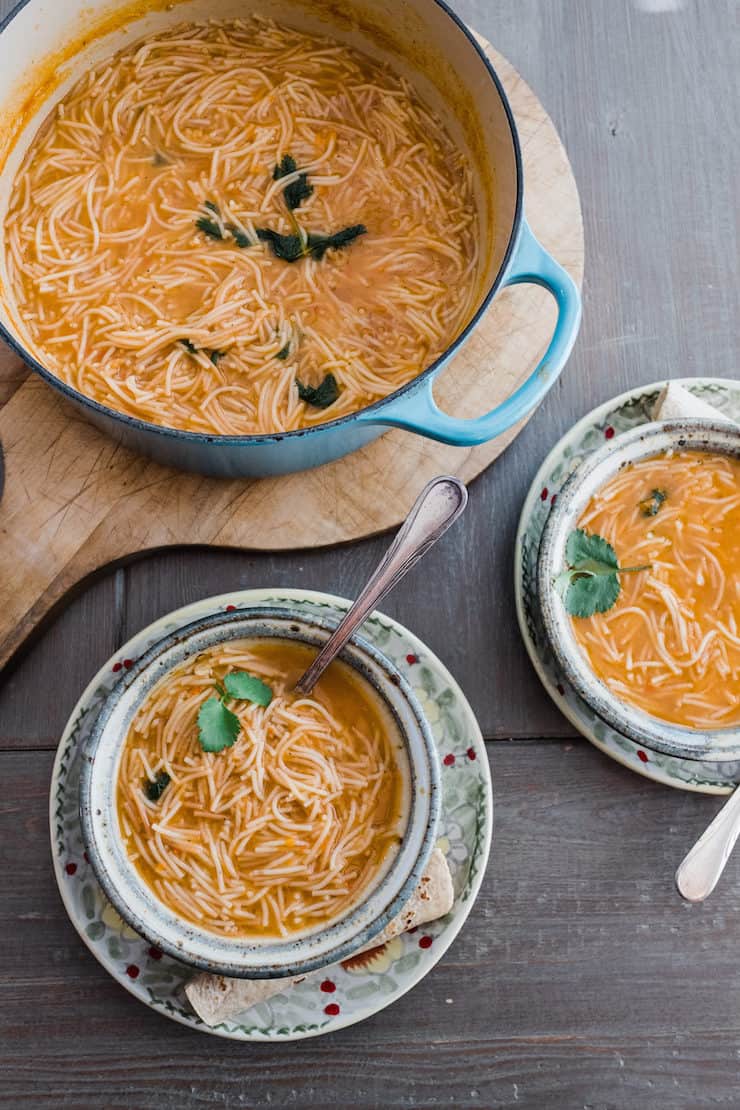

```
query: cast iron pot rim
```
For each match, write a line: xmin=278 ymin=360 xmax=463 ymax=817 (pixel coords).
xmin=0 ymin=0 xmax=523 ymax=448
xmin=537 ymin=417 xmax=740 ymax=762
xmin=78 ymin=605 xmax=442 ymax=979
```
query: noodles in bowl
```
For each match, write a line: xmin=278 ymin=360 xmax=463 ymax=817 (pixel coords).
xmin=80 ymin=608 xmax=440 ymax=977
xmin=537 ymin=420 xmax=740 ymax=761
xmin=572 ymin=449 xmax=740 ymax=731
xmin=117 ymin=637 xmax=408 ymax=939
xmin=5 ymin=16 xmax=479 ymax=437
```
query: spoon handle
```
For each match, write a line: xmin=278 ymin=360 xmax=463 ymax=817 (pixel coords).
xmin=675 ymin=785 xmax=740 ymax=902
xmin=295 ymin=475 xmax=467 ymax=694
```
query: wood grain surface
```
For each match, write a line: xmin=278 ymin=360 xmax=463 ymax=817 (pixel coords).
xmin=0 ymin=34 xmax=583 ymax=672
xmin=2 ymin=744 xmax=739 ymax=1108
xmin=1 ymin=1 xmax=739 ymax=1108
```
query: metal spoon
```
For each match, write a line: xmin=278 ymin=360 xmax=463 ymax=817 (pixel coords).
xmin=295 ymin=475 xmax=467 ymax=694
xmin=675 ymin=785 xmax=740 ymax=902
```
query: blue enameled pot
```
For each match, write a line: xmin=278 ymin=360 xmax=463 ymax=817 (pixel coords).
xmin=0 ymin=0 xmax=581 ymax=476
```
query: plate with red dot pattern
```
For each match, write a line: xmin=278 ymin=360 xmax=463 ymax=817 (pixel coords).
xmin=515 ymin=377 xmax=740 ymax=794
xmin=50 ymin=588 xmax=491 ymax=1040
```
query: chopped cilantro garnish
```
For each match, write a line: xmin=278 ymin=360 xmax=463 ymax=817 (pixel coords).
xmin=196 ymin=203 xmax=252 ymax=247
xmin=195 ymin=204 xmax=224 ymax=240
xmin=256 ymin=228 xmax=306 ymax=262
xmin=296 ymin=373 xmax=340 ymax=408
xmin=225 ymin=223 xmax=251 ymax=248
xmin=639 ymin=488 xmax=668 ymax=517
xmin=274 ymin=153 xmax=313 ymax=211
xmin=180 ymin=340 xmax=226 ymax=365
xmin=308 ymin=224 xmax=367 ymax=261
xmin=256 ymin=224 xmax=367 ymax=263
xmin=144 ymin=771 xmax=170 ymax=802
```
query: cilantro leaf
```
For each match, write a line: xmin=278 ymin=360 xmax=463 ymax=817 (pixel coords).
xmin=144 ymin=771 xmax=171 ymax=802
xmin=296 ymin=373 xmax=340 ymax=408
xmin=556 ymin=528 xmax=650 ymax=618
xmin=195 ymin=215 xmax=224 ymax=241
xmin=565 ymin=529 xmax=619 ymax=571
xmin=565 ymin=572 xmax=621 ymax=618
xmin=196 ymin=203 xmax=252 ymax=247
xmin=274 ymin=154 xmax=297 ymax=178
xmin=256 ymin=228 xmax=306 ymax=261
xmin=180 ymin=340 xmax=226 ymax=365
xmin=256 ymin=224 xmax=367 ymax=263
xmin=197 ymin=696 xmax=241 ymax=753
xmin=307 ymin=224 xmax=367 ymax=260
xmin=274 ymin=154 xmax=313 ymax=211
xmin=276 ymin=342 xmax=291 ymax=360
xmin=225 ymin=222 xmax=251 ymax=248
xmin=639 ymin=488 xmax=667 ymax=517
xmin=223 ymin=671 xmax=273 ymax=707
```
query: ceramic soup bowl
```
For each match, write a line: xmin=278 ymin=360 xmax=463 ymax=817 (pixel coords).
xmin=537 ymin=418 xmax=740 ymax=762
xmin=79 ymin=607 xmax=440 ymax=978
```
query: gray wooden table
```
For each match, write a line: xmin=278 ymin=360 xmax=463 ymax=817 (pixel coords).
xmin=1 ymin=1 xmax=739 ymax=1107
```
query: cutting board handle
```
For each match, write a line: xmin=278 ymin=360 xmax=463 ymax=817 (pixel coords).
xmin=0 ymin=379 xmax=138 ymax=669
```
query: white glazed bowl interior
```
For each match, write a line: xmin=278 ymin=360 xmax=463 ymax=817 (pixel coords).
xmin=537 ymin=418 xmax=740 ymax=762
xmin=79 ymin=607 xmax=441 ymax=978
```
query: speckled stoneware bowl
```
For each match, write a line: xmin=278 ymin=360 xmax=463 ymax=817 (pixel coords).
xmin=79 ymin=607 xmax=440 ymax=979
xmin=538 ymin=418 xmax=740 ymax=762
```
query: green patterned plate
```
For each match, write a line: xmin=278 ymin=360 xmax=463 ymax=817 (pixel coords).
xmin=50 ymin=588 xmax=492 ymax=1040
xmin=515 ymin=377 xmax=740 ymax=796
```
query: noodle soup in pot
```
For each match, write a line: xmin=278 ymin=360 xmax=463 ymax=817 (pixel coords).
xmin=80 ymin=607 xmax=440 ymax=977
xmin=0 ymin=0 xmax=581 ymax=477
xmin=5 ymin=16 xmax=479 ymax=438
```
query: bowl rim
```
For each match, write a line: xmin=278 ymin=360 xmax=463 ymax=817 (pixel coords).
xmin=79 ymin=606 xmax=441 ymax=978
xmin=0 ymin=0 xmax=523 ymax=446
xmin=537 ymin=417 xmax=740 ymax=762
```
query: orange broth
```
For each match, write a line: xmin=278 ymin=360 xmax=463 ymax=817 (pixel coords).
xmin=572 ymin=449 xmax=740 ymax=729
xmin=116 ymin=638 xmax=406 ymax=938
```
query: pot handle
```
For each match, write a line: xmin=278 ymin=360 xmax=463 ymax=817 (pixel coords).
xmin=356 ymin=219 xmax=581 ymax=445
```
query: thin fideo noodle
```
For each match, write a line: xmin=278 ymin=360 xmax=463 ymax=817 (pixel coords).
xmin=573 ymin=450 xmax=740 ymax=729
xmin=5 ymin=17 xmax=479 ymax=436
xmin=116 ymin=639 xmax=407 ymax=938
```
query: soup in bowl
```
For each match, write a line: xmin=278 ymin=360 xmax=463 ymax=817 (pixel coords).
xmin=538 ymin=420 xmax=740 ymax=761
xmin=80 ymin=607 xmax=440 ymax=977
xmin=0 ymin=0 xmax=580 ymax=476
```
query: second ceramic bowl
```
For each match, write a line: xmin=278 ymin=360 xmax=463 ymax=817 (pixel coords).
xmin=79 ymin=607 xmax=440 ymax=978
xmin=537 ymin=418 xmax=740 ymax=762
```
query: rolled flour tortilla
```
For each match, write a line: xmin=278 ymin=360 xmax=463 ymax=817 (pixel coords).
xmin=185 ymin=847 xmax=454 ymax=1026
xmin=652 ymin=381 xmax=737 ymax=425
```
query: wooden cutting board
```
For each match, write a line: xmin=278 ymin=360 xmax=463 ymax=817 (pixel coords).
xmin=0 ymin=37 xmax=584 ymax=670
